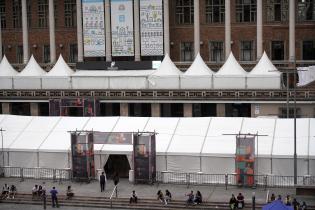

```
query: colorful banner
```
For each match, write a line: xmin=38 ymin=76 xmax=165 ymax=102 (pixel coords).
xmin=235 ymin=135 xmax=255 ymax=187
xmin=111 ymin=0 xmax=134 ymax=56
xmin=82 ymin=0 xmax=105 ymax=57
xmin=140 ymin=0 xmax=163 ymax=56
xmin=93 ymin=132 xmax=133 ymax=145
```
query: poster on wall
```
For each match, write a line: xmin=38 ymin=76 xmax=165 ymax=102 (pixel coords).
xmin=235 ymin=135 xmax=255 ymax=187
xmin=111 ymin=0 xmax=134 ymax=56
xmin=140 ymin=0 xmax=163 ymax=56
xmin=82 ymin=0 xmax=105 ymax=57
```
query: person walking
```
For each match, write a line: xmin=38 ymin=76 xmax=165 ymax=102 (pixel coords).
xmin=50 ymin=186 xmax=59 ymax=208
xmin=100 ymin=172 xmax=106 ymax=192
xmin=113 ymin=172 xmax=119 ymax=186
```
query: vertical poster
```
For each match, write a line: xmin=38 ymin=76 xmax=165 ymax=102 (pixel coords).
xmin=235 ymin=135 xmax=255 ymax=187
xmin=49 ymin=99 xmax=61 ymax=116
xmin=82 ymin=0 xmax=105 ymax=57
xmin=111 ymin=0 xmax=134 ymax=56
xmin=140 ymin=0 xmax=163 ymax=56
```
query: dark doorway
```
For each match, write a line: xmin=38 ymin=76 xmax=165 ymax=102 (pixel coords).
xmin=129 ymin=103 xmax=151 ymax=117
xmin=11 ymin=103 xmax=30 ymax=115
xmin=225 ymin=103 xmax=251 ymax=117
xmin=193 ymin=103 xmax=217 ymax=117
xmin=39 ymin=102 xmax=49 ymax=116
xmin=100 ymin=103 xmax=120 ymax=116
xmin=104 ymin=155 xmax=130 ymax=178
xmin=161 ymin=103 xmax=183 ymax=117
xmin=68 ymin=107 xmax=83 ymax=116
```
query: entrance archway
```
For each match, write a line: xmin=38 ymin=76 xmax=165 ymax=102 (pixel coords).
xmin=104 ymin=155 xmax=130 ymax=178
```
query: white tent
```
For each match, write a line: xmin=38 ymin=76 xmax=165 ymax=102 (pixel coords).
xmin=180 ymin=53 xmax=214 ymax=89
xmin=0 ymin=55 xmax=18 ymax=89
xmin=1 ymin=114 xmax=314 ymax=178
xmin=247 ymin=52 xmax=281 ymax=89
xmin=148 ymin=54 xmax=182 ymax=89
xmin=297 ymin=66 xmax=315 ymax=87
xmin=213 ymin=52 xmax=247 ymax=89
xmin=42 ymin=55 xmax=74 ymax=89
xmin=14 ymin=55 xmax=46 ymax=89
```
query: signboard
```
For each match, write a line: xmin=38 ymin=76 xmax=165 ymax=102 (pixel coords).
xmin=82 ymin=0 xmax=105 ymax=57
xmin=111 ymin=0 xmax=134 ymax=56
xmin=140 ymin=0 xmax=163 ymax=56
xmin=93 ymin=132 xmax=133 ymax=144
xmin=235 ymin=135 xmax=255 ymax=187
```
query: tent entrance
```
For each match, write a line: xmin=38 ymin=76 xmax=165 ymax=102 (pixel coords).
xmin=104 ymin=155 xmax=130 ymax=178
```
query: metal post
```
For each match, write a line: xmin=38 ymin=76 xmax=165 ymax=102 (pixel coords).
xmin=286 ymin=72 xmax=289 ymax=118
xmin=43 ymin=190 xmax=47 ymax=209
xmin=293 ymin=62 xmax=297 ymax=185
xmin=252 ymin=192 xmax=256 ymax=210
xmin=1 ymin=128 xmax=5 ymax=167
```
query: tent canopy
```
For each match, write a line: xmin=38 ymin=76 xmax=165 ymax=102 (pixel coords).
xmin=149 ymin=54 xmax=182 ymax=77
xmin=262 ymin=200 xmax=294 ymax=210
xmin=46 ymin=55 xmax=74 ymax=76
xmin=249 ymin=51 xmax=281 ymax=76
xmin=183 ymin=53 xmax=214 ymax=76
xmin=215 ymin=52 xmax=247 ymax=76
xmin=0 ymin=55 xmax=18 ymax=76
xmin=18 ymin=55 xmax=46 ymax=76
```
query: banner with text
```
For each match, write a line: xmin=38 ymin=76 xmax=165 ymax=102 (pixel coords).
xmin=82 ymin=0 xmax=105 ymax=57
xmin=111 ymin=0 xmax=134 ymax=56
xmin=140 ymin=0 xmax=163 ymax=56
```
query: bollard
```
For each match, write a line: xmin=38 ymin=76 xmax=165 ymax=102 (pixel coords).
xmin=264 ymin=175 xmax=267 ymax=191
xmin=225 ymin=174 xmax=228 ymax=190
xmin=20 ymin=168 xmax=24 ymax=182
xmin=53 ymin=168 xmax=56 ymax=182
xmin=115 ymin=186 xmax=118 ymax=198
xmin=43 ymin=191 xmax=46 ymax=210
xmin=186 ymin=173 xmax=190 ymax=188
xmin=252 ymin=192 xmax=255 ymax=210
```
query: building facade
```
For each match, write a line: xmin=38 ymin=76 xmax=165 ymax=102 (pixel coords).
xmin=0 ymin=0 xmax=315 ymax=118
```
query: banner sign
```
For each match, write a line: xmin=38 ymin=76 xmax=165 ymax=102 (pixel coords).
xmin=93 ymin=132 xmax=133 ymax=145
xmin=82 ymin=0 xmax=105 ymax=57
xmin=235 ymin=135 xmax=255 ymax=187
xmin=140 ymin=0 xmax=163 ymax=56
xmin=111 ymin=0 xmax=134 ymax=56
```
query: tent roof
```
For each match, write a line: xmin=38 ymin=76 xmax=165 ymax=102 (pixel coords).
xmin=46 ymin=55 xmax=74 ymax=76
xmin=250 ymin=51 xmax=281 ymax=75
xmin=0 ymin=55 xmax=18 ymax=76
xmin=150 ymin=54 xmax=182 ymax=76
xmin=73 ymin=70 xmax=154 ymax=77
xmin=216 ymin=52 xmax=247 ymax=76
xmin=184 ymin=53 xmax=214 ymax=76
xmin=18 ymin=55 xmax=46 ymax=76
xmin=262 ymin=200 xmax=294 ymax=210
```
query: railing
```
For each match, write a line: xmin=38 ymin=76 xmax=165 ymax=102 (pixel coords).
xmin=109 ymin=185 xmax=118 ymax=208
xmin=156 ymin=171 xmax=315 ymax=188
xmin=0 ymin=166 xmax=72 ymax=182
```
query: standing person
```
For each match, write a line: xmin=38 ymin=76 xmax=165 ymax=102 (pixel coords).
xmin=285 ymin=195 xmax=292 ymax=206
xmin=113 ymin=172 xmax=119 ymax=186
xmin=292 ymin=198 xmax=300 ymax=210
xmin=229 ymin=194 xmax=237 ymax=210
xmin=100 ymin=172 xmax=106 ymax=192
xmin=50 ymin=187 xmax=59 ymax=208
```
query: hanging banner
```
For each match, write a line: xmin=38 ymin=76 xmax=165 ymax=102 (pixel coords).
xmin=82 ymin=0 xmax=105 ymax=57
xmin=111 ymin=0 xmax=134 ymax=56
xmin=140 ymin=0 xmax=163 ymax=56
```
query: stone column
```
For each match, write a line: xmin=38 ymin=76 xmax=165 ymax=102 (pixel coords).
xmin=194 ymin=0 xmax=200 ymax=57
xmin=48 ymin=0 xmax=56 ymax=63
xmin=216 ymin=104 xmax=226 ymax=117
xmin=105 ymin=0 xmax=112 ymax=61
xmin=225 ymin=0 xmax=231 ymax=58
xmin=1 ymin=103 xmax=11 ymax=114
xmin=134 ymin=0 xmax=141 ymax=61
xmin=76 ymin=0 xmax=84 ymax=62
xmin=30 ymin=103 xmax=39 ymax=116
xmin=120 ymin=103 xmax=129 ymax=116
xmin=289 ymin=0 xmax=295 ymax=61
xmin=22 ymin=0 xmax=29 ymax=64
xmin=151 ymin=104 xmax=160 ymax=117
xmin=184 ymin=103 xmax=193 ymax=117
xmin=257 ymin=0 xmax=263 ymax=59
xmin=164 ymin=0 xmax=170 ymax=55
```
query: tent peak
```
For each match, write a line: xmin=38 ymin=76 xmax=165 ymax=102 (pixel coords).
xmin=18 ymin=55 xmax=46 ymax=76
xmin=150 ymin=53 xmax=182 ymax=76
xmin=216 ymin=52 xmax=247 ymax=75
xmin=0 ymin=55 xmax=18 ymax=76
xmin=250 ymin=51 xmax=280 ymax=75
xmin=184 ymin=53 xmax=214 ymax=76
xmin=47 ymin=54 xmax=74 ymax=76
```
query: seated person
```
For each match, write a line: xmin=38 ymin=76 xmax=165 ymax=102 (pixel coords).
xmin=270 ymin=193 xmax=276 ymax=202
xmin=229 ymin=194 xmax=237 ymax=210
xmin=157 ymin=190 xmax=167 ymax=205
xmin=1 ymin=184 xmax=9 ymax=199
xmin=129 ymin=190 xmax=138 ymax=204
xmin=165 ymin=189 xmax=172 ymax=202
xmin=38 ymin=185 xmax=43 ymax=197
xmin=32 ymin=185 xmax=38 ymax=199
xmin=66 ymin=186 xmax=74 ymax=199
xmin=194 ymin=191 xmax=202 ymax=205
xmin=9 ymin=185 xmax=17 ymax=199
xmin=236 ymin=193 xmax=245 ymax=209
xmin=186 ymin=190 xmax=194 ymax=204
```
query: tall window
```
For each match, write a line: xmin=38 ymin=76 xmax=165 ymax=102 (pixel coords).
xmin=43 ymin=45 xmax=50 ymax=63
xmin=266 ymin=0 xmax=289 ymax=22
xmin=69 ymin=44 xmax=78 ymax=63
xmin=209 ymin=41 xmax=224 ymax=62
xmin=271 ymin=41 xmax=284 ymax=60
xmin=0 ymin=0 xmax=6 ymax=29
xmin=38 ymin=0 xmax=48 ymax=28
xmin=16 ymin=46 xmax=24 ymax=63
xmin=65 ymin=0 xmax=76 ymax=27
xmin=298 ymin=0 xmax=315 ymax=21
xmin=279 ymin=107 xmax=301 ymax=118
xmin=236 ymin=0 xmax=257 ymax=22
xmin=206 ymin=0 xmax=225 ymax=23
xmin=303 ymin=41 xmax=315 ymax=60
xmin=13 ymin=0 xmax=22 ymax=28
xmin=180 ymin=42 xmax=194 ymax=61
xmin=176 ymin=0 xmax=194 ymax=24
xmin=240 ymin=41 xmax=254 ymax=61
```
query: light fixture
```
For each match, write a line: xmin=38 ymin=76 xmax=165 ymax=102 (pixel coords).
xmin=32 ymin=44 xmax=37 ymax=49
xmin=170 ymin=42 xmax=174 ymax=46
xmin=7 ymin=44 xmax=12 ymax=49
xmin=59 ymin=44 xmax=63 ymax=49
xmin=200 ymin=41 xmax=204 ymax=46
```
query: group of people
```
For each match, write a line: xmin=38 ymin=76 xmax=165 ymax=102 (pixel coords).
xmin=229 ymin=193 xmax=245 ymax=209
xmin=1 ymin=183 xmax=17 ymax=199
xmin=156 ymin=189 xmax=172 ymax=205
xmin=186 ymin=190 xmax=203 ymax=205
xmin=270 ymin=193 xmax=308 ymax=210
xmin=99 ymin=171 xmax=119 ymax=192
xmin=31 ymin=184 xmax=46 ymax=199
